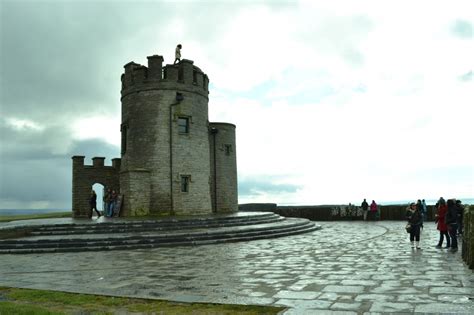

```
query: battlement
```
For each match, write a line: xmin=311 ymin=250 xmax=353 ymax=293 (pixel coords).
xmin=121 ymin=55 xmax=209 ymax=94
xmin=72 ymin=156 xmax=121 ymax=169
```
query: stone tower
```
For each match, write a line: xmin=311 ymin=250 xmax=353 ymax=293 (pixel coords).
xmin=70 ymin=54 xmax=238 ymax=217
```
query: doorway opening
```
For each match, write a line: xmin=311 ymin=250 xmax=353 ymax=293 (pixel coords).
xmin=92 ymin=183 xmax=105 ymax=211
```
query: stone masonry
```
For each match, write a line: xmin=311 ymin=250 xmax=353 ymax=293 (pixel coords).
xmin=72 ymin=54 xmax=237 ymax=217
xmin=71 ymin=157 xmax=121 ymax=217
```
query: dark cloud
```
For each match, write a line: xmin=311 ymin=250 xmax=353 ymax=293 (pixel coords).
xmin=0 ymin=120 xmax=68 ymax=160
xmin=0 ymin=135 xmax=119 ymax=209
xmin=0 ymin=1 xmax=169 ymax=209
xmin=451 ymin=20 xmax=472 ymax=39
xmin=239 ymin=178 xmax=301 ymax=198
xmin=0 ymin=1 xmax=182 ymax=123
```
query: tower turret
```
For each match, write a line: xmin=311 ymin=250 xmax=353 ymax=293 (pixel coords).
xmin=120 ymin=55 xmax=211 ymax=216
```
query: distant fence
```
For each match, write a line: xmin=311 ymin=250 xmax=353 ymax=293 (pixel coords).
xmin=239 ymin=203 xmax=436 ymax=221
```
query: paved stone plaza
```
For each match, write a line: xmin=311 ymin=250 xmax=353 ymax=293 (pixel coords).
xmin=0 ymin=220 xmax=473 ymax=314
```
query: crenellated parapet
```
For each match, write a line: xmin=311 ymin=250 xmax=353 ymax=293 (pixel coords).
xmin=71 ymin=156 xmax=121 ymax=218
xmin=72 ymin=156 xmax=121 ymax=170
xmin=121 ymin=55 xmax=209 ymax=99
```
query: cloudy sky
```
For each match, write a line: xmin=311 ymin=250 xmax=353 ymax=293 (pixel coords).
xmin=0 ymin=0 xmax=472 ymax=210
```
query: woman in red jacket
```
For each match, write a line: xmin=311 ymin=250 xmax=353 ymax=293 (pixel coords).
xmin=435 ymin=198 xmax=450 ymax=248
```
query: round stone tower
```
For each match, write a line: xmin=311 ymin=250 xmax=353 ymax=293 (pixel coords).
xmin=209 ymin=123 xmax=238 ymax=213
xmin=120 ymin=56 xmax=212 ymax=216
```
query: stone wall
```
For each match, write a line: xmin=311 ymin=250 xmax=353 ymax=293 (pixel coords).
xmin=73 ymin=54 xmax=238 ymax=217
xmin=72 ymin=156 xmax=120 ymax=217
xmin=209 ymin=123 xmax=237 ymax=213
xmin=462 ymin=205 xmax=474 ymax=269
xmin=239 ymin=203 xmax=437 ymax=221
xmin=121 ymin=58 xmax=212 ymax=215
xmin=120 ymin=169 xmax=151 ymax=216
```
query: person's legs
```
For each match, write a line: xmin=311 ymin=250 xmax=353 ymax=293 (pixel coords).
xmin=436 ymin=231 xmax=443 ymax=247
xmin=449 ymin=224 xmax=458 ymax=250
xmin=444 ymin=231 xmax=451 ymax=248
xmin=109 ymin=202 xmax=115 ymax=217
xmin=414 ymin=225 xmax=421 ymax=248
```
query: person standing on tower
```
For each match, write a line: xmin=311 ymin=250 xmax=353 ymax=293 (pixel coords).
xmin=174 ymin=44 xmax=182 ymax=64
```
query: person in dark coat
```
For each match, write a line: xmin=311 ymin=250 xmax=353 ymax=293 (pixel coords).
xmin=446 ymin=199 xmax=458 ymax=252
xmin=361 ymin=199 xmax=369 ymax=221
xmin=89 ymin=190 xmax=101 ymax=218
xmin=406 ymin=202 xmax=423 ymax=249
xmin=435 ymin=198 xmax=450 ymax=248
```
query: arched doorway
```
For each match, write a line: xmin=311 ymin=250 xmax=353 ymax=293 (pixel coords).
xmin=92 ymin=183 xmax=105 ymax=212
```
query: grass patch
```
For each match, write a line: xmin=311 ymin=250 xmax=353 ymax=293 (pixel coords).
xmin=0 ymin=287 xmax=283 ymax=314
xmin=0 ymin=212 xmax=71 ymax=223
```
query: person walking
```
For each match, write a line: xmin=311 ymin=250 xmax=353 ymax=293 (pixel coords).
xmin=361 ymin=199 xmax=369 ymax=221
xmin=89 ymin=190 xmax=101 ymax=218
xmin=435 ymin=198 xmax=450 ymax=248
xmin=406 ymin=202 xmax=423 ymax=249
xmin=174 ymin=44 xmax=182 ymax=64
xmin=446 ymin=199 xmax=458 ymax=252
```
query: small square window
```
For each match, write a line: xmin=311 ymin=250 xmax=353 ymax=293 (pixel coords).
xmin=178 ymin=117 xmax=189 ymax=133
xmin=180 ymin=175 xmax=190 ymax=192
xmin=225 ymin=144 xmax=232 ymax=156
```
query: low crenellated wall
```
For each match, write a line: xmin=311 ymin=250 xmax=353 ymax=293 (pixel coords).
xmin=239 ymin=203 xmax=437 ymax=221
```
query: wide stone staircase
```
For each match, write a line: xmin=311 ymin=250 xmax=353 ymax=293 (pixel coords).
xmin=0 ymin=212 xmax=320 ymax=254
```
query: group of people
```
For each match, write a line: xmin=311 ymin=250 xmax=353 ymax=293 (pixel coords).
xmin=360 ymin=199 xmax=379 ymax=221
xmin=406 ymin=197 xmax=464 ymax=252
xmin=89 ymin=189 xmax=118 ymax=218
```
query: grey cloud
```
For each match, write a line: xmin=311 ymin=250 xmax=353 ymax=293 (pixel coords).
xmin=0 ymin=121 xmax=71 ymax=160
xmin=0 ymin=1 xmax=180 ymax=123
xmin=0 ymin=136 xmax=119 ymax=209
xmin=68 ymin=139 xmax=120 ymax=163
xmin=451 ymin=20 xmax=472 ymax=39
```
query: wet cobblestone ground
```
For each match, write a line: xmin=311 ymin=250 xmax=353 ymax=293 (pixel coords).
xmin=1 ymin=220 xmax=473 ymax=314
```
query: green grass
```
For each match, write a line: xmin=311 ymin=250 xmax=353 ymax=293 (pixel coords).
xmin=0 ymin=287 xmax=283 ymax=314
xmin=0 ymin=212 xmax=71 ymax=223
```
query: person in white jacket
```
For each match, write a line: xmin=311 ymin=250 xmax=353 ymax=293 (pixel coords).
xmin=174 ymin=44 xmax=182 ymax=64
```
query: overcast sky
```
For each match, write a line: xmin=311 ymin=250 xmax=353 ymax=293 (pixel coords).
xmin=0 ymin=0 xmax=473 ymax=210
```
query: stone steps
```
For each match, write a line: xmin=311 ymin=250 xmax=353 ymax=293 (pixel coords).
xmin=0 ymin=213 xmax=321 ymax=254
xmin=28 ymin=213 xmax=284 ymax=236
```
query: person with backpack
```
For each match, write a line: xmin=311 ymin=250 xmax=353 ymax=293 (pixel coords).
xmin=446 ymin=199 xmax=458 ymax=252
